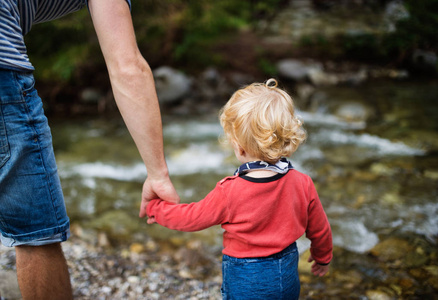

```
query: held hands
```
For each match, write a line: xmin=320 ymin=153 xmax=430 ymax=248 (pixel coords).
xmin=308 ymin=254 xmax=330 ymax=277
xmin=139 ymin=175 xmax=180 ymax=222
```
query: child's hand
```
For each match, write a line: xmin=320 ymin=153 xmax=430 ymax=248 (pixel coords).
xmin=147 ymin=216 xmax=156 ymax=224
xmin=308 ymin=254 xmax=330 ymax=277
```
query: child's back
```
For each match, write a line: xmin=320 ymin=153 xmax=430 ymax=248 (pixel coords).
xmin=144 ymin=79 xmax=333 ymax=299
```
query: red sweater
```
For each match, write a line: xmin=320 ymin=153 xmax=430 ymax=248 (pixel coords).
xmin=147 ymin=170 xmax=332 ymax=264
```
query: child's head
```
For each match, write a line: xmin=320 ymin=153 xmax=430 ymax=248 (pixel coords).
xmin=219 ymin=79 xmax=306 ymax=164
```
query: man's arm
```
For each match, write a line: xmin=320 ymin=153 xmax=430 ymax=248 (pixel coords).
xmin=88 ymin=0 xmax=180 ymax=211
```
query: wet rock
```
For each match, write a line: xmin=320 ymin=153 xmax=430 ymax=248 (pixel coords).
xmin=424 ymin=170 xmax=438 ymax=180
xmin=169 ymin=236 xmax=186 ymax=247
xmin=308 ymin=69 xmax=339 ymax=86
xmin=370 ymin=238 xmax=413 ymax=262
xmin=381 ymin=192 xmax=403 ymax=206
xmin=197 ymin=67 xmax=232 ymax=103
xmin=88 ymin=210 xmax=139 ymax=240
xmin=370 ymin=163 xmax=396 ymax=177
xmin=98 ymin=232 xmax=110 ymax=248
xmin=80 ymin=88 xmax=103 ymax=104
xmin=366 ymin=289 xmax=393 ymax=300
xmin=153 ymin=66 xmax=192 ymax=104
xmin=145 ymin=239 xmax=159 ymax=252
xmin=295 ymin=83 xmax=316 ymax=104
xmin=333 ymin=270 xmax=363 ymax=285
xmin=412 ymin=49 xmax=438 ymax=74
xmin=370 ymin=68 xmax=409 ymax=80
xmin=335 ymin=102 xmax=371 ymax=122
xmin=384 ymin=0 xmax=410 ymax=33
xmin=129 ymin=243 xmax=145 ymax=254
xmin=428 ymin=276 xmax=438 ymax=290
xmin=277 ymin=59 xmax=323 ymax=82
xmin=404 ymin=246 xmax=429 ymax=268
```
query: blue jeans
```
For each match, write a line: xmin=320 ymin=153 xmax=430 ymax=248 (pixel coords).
xmin=221 ymin=243 xmax=300 ymax=300
xmin=0 ymin=69 xmax=70 ymax=247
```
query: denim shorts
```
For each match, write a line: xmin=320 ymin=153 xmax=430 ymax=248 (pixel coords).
xmin=0 ymin=69 xmax=70 ymax=247
xmin=221 ymin=242 xmax=300 ymax=300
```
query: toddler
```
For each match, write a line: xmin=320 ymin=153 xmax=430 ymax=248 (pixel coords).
xmin=142 ymin=79 xmax=333 ymax=300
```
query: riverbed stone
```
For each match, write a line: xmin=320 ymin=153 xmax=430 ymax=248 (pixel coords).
xmin=428 ymin=276 xmax=438 ymax=290
xmin=80 ymin=88 xmax=103 ymax=104
xmin=404 ymin=247 xmax=429 ymax=268
xmin=383 ymin=0 xmax=410 ymax=33
xmin=365 ymin=289 xmax=393 ymax=300
xmin=277 ymin=59 xmax=323 ymax=82
xmin=333 ymin=270 xmax=363 ymax=286
xmin=370 ymin=238 xmax=413 ymax=262
xmin=153 ymin=66 xmax=192 ymax=104
xmin=129 ymin=243 xmax=145 ymax=254
xmin=335 ymin=102 xmax=371 ymax=122
xmin=308 ymin=69 xmax=339 ymax=86
xmin=88 ymin=210 xmax=139 ymax=240
xmin=412 ymin=49 xmax=438 ymax=74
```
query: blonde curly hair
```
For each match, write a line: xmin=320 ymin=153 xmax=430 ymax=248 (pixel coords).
xmin=219 ymin=79 xmax=306 ymax=164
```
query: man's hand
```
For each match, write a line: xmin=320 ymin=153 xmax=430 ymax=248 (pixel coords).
xmin=139 ymin=176 xmax=180 ymax=218
xmin=308 ymin=254 xmax=330 ymax=277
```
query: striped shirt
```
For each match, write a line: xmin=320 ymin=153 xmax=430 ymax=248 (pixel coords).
xmin=0 ymin=0 xmax=130 ymax=71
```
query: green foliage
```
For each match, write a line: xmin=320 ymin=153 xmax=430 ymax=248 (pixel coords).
xmin=338 ymin=0 xmax=438 ymax=63
xmin=131 ymin=0 xmax=286 ymax=68
xmin=25 ymin=9 xmax=96 ymax=81
xmin=25 ymin=1 xmax=287 ymax=81
xmin=258 ymin=58 xmax=278 ymax=76
xmin=341 ymin=33 xmax=381 ymax=61
xmin=382 ymin=0 xmax=438 ymax=57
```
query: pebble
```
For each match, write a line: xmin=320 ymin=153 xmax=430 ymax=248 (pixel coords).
xmin=1 ymin=234 xmax=437 ymax=299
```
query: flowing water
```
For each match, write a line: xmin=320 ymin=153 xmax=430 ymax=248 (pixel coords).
xmin=52 ymin=80 xmax=438 ymax=256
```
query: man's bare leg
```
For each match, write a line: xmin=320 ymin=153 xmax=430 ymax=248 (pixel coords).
xmin=15 ymin=243 xmax=72 ymax=300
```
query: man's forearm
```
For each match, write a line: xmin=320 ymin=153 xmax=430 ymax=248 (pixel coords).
xmin=108 ymin=57 xmax=169 ymax=178
xmin=88 ymin=0 xmax=169 ymax=179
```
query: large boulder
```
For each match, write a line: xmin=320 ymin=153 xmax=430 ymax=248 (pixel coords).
xmin=153 ymin=66 xmax=192 ymax=104
xmin=277 ymin=59 xmax=323 ymax=82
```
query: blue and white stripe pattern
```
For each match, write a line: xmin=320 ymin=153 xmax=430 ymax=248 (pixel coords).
xmin=234 ymin=157 xmax=294 ymax=176
xmin=0 ymin=0 xmax=87 ymax=71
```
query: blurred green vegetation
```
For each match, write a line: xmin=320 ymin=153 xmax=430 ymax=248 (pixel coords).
xmin=383 ymin=0 xmax=438 ymax=58
xmin=26 ymin=0 xmax=286 ymax=82
xmin=339 ymin=0 xmax=438 ymax=65
xmin=24 ymin=0 xmax=437 ymax=84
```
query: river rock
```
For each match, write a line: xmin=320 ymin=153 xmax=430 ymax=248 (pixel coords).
xmin=411 ymin=49 xmax=438 ymax=74
xmin=295 ymin=83 xmax=316 ymax=104
xmin=365 ymin=289 xmax=393 ymax=300
xmin=369 ymin=238 xmax=413 ymax=262
xmin=333 ymin=270 xmax=363 ymax=286
xmin=88 ymin=210 xmax=140 ymax=240
xmin=383 ymin=0 xmax=410 ymax=33
xmin=80 ymin=88 xmax=103 ymax=104
xmin=335 ymin=102 xmax=371 ymax=122
xmin=129 ymin=242 xmax=145 ymax=254
xmin=153 ymin=66 xmax=192 ymax=104
xmin=308 ymin=69 xmax=339 ymax=86
xmin=277 ymin=59 xmax=323 ymax=82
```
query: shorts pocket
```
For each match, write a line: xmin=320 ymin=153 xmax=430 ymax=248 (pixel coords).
xmin=0 ymin=107 xmax=11 ymax=168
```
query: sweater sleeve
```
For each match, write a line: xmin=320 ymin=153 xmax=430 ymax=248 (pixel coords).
xmin=146 ymin=183 xmax=229 ymax=232
xmin=305 ymin=178 xmax=333 ymax=265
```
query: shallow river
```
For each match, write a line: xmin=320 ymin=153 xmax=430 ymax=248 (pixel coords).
xmin=51 ymin=79 xmax=438 ymax=256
